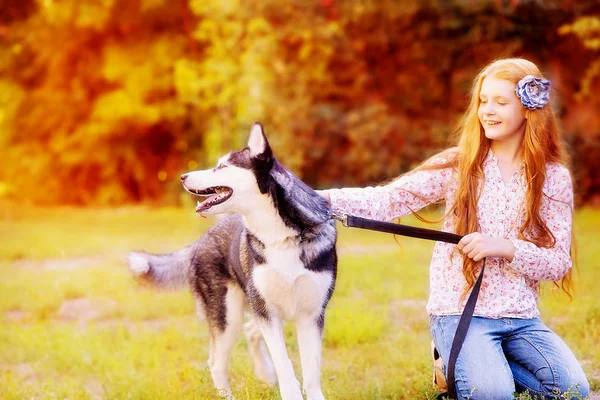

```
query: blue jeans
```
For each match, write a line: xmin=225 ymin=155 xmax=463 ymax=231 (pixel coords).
xmin=430 ymin=315 xmax=590 ymax=400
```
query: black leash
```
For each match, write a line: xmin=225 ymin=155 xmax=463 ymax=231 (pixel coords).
xmin=331 ymin=212 xmax=485 ymax=400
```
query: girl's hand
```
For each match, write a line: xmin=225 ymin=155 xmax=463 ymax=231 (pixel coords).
xmin=456 ymin=233 xmax=516 ymax=262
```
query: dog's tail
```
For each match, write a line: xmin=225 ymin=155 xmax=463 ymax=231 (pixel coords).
xmin=128 ymin=244 xmax=195 ymax=289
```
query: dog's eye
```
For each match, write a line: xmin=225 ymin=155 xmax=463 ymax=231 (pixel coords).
xmin=214 ymin=164 xmax=228 ymax=171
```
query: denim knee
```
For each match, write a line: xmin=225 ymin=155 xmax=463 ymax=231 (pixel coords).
xmin=552 ymin=370 xmax=589 ymax=399
xmin=528 ymin=360 xmax=590 ymax=399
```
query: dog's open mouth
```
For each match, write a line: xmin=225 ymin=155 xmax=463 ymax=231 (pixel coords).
xmin=186 ymin=186 xmax=233 ymax=213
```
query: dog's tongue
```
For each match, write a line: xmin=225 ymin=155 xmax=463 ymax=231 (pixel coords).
xmin=195 ymin=198 xmax=214 ymax=213
xmin=195 ymin=200 xmax=208 ymax=217
xmin=195 ymin=189 xmax=228 ymax=213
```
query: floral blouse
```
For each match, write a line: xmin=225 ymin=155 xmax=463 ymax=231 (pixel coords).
xmin=327 ymin=150 xmax=574 ymax=318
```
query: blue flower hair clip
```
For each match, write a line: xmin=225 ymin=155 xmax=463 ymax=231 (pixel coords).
xmin=515 ymin=75 xmax=551 ymax=110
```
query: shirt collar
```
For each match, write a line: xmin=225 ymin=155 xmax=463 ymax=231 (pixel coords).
xmin=483 ymin=148 xmax=497 ymax=168
xmin=483 ymin=149 xmax=526 ymax=185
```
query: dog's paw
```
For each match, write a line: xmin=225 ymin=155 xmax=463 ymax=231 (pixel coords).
xmin=304 ymin=389 xmax=325 ymax=400
xmin=128 ymin=252 xmax=150 ymax=276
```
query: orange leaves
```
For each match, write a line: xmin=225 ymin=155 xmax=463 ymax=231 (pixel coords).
xmin=1 ymin=0 xmax=600 ymax=205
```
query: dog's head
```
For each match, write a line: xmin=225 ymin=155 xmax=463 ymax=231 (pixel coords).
xmin=181 ymin=122 xmax=275 ymax=216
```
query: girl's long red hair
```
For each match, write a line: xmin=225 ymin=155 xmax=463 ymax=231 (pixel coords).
xmin=413 ymin=58 xmax=573 ymax=297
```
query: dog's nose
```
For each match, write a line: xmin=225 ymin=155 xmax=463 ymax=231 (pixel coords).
xmin=181 ymin=173 xmax=188 ymax=182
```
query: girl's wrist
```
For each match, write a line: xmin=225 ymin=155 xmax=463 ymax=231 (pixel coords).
xmin=502 ymin=239 xmax=516 ymax=262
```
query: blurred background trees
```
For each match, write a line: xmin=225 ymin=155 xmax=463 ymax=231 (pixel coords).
xmin=0 ymin=0 xmax=599 ymax=205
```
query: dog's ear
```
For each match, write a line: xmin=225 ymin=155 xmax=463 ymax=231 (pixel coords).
xmin=248 ymin=122 xmax=272 ymax=158
xmin=248 ymin=122 xmax=274 ymax=194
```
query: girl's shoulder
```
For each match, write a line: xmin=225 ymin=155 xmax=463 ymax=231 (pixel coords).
xmin=423 ymin=147 xmax=459 ymax=167
xmin=545 ymin=162 xmax=572 ymax=183
xmin=437 ymin=147 xmax=459 ymax=161
xmin=544 ymin=162 xmax=573 ymax=200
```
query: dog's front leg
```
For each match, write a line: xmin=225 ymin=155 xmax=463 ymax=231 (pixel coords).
xmin=296 ymin=317 xmax=325 ymax=400
xmin=257 ymin=317 xmax=303 ymax=400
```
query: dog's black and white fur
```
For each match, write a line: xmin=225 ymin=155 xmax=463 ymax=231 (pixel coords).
xmin=128 ymin=123 xmax=337 ymax=400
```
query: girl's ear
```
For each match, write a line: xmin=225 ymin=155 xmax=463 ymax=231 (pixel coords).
xmin=248 ymin=122 xmax=270 ymax=157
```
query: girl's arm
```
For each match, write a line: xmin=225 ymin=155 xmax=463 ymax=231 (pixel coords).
xmin=320 ymin=156 xmax=453 ymax=222
xmin=504 ymin=166 xmax=574 ymax=281
xmin=457 ymin=165 xmax=573 ymax=281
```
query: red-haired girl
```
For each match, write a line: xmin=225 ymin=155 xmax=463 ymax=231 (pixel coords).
xmin=320 ymin=58 xmax=589 ymax=399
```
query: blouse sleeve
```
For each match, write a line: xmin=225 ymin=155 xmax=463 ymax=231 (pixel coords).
xmin=505 ymin=165 xmax=574 ymax=281
xmin=324 ymin=157 xmax=453 ymax=222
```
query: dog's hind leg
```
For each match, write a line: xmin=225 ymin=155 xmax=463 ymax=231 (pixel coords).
xmin=296 ymin=316 xmax=325 ymax=400
xmin=206 ymin=284 xmax=245 ymax=400
xmin=243 ymin=316 xmax=276 ymax=385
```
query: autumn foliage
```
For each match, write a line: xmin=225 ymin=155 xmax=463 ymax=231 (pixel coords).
xmin=0 ymin=0 xmax=599 ymax=205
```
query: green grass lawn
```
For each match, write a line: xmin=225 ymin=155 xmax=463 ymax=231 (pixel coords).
xmin=1 ymin=204 xmax=598 ymax=399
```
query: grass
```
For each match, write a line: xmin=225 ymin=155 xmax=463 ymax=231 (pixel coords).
xmin=0 ymin=204 xmax=598 ymax=399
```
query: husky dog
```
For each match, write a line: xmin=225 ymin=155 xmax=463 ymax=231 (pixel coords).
xmin=128 ymin=123 xmax=337 ymax=400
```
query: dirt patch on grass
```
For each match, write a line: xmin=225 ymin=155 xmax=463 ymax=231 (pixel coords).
xmin=95 ymin=318 xmax=173 ymax=331
xmin=388 ymin=299 xmax=428 ymax=330
xmin=4 ymin=310 xmax=31 ymax=322
xmin=12 ymin=256 xmax=117 ymax=271
xmin=57 ymin=298 xmax=118 ymax=321
xmin=0 ymin=362 xmax=40 ymax=385
xmin=83 ymin=378 xmax=106 ymax=400
xmin=1 ymin=363 xmax=107 ymax=398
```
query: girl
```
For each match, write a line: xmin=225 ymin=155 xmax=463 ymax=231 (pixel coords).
xmin=320 ymin=58 xmax=590 ymax=399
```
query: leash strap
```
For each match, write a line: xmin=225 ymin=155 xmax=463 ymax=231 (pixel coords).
xmin=333 ymin=213 xmax=484 ymax=399
xmin=446 ymin=258 xmax=485 ymax=400
xmin=345 ymin=214 xmax=463 ymax=245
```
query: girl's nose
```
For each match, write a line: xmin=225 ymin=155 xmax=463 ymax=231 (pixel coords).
xmin=484 ymin=105 xmax=495 ymax=115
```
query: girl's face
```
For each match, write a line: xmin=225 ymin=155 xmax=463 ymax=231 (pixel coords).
xmin=478 ymin=77 xmax=527 ymax=143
